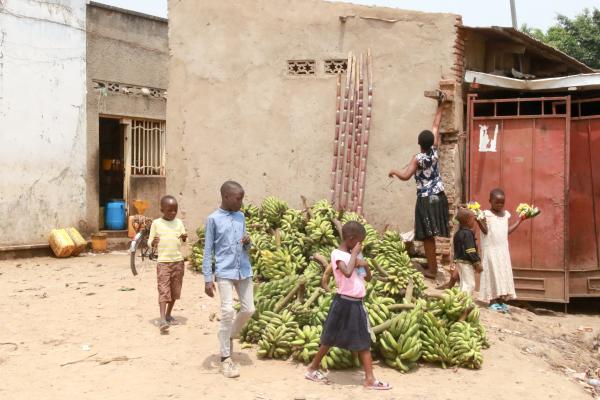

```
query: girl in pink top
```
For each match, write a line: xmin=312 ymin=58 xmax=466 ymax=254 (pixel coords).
xmin=305 ymin=221 xmax=391 ymax=390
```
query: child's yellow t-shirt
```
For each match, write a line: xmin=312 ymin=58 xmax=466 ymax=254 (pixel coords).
xmin=148 ymin=218 xmax=186 ymax=262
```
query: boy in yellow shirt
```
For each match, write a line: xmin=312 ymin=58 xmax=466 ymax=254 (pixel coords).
xmin=148 ymin=195 xmax=187 ymax=333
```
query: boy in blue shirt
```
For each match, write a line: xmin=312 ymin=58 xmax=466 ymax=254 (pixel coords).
xmin=203 ymin=181 xmax=254 ymax=378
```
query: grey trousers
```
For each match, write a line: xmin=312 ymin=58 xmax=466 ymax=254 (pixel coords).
xmin=216 ymin=277 xmax=255 ymax=358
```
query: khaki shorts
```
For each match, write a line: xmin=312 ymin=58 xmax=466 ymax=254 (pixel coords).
xmin=157 ymin=261 xmax=184 ymax=303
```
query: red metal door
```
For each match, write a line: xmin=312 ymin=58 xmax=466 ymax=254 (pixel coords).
xmin=568 ymin=99 xmax=600 ymax=297
xmin=468 ymin=96 xmax=570 ymax=302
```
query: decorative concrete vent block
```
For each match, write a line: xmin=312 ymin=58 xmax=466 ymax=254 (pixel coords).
xmin=287 ymin=60 xmax=316 ymax=76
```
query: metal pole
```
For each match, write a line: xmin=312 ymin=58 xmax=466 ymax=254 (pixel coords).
xmin=510 ymin=0 xmax=518 ymax=29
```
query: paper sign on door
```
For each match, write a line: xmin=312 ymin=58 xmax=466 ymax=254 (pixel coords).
xmin=478 ymin=124 xmax=499 ymax=152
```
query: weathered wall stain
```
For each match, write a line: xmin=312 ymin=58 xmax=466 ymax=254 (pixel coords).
xmin=0 ymin=0 xmax=87 ymax=246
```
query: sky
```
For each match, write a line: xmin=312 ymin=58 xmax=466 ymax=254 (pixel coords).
xmin=97 ymin=0 xmax=598 ymax=30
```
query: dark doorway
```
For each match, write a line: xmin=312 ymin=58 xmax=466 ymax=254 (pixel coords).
xmin=99 ymin=118 xmax=125 ymax=225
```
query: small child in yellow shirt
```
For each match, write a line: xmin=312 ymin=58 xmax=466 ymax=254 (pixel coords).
xmin=148 ymin=195 xmax=187 ymax=333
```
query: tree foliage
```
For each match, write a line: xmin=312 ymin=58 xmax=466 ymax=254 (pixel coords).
xmin=521 ymin=7 xmax=600 ymax=69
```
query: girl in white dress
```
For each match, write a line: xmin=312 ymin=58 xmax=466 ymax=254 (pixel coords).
xmin=476 ymin=188 xmax=528 ymax=311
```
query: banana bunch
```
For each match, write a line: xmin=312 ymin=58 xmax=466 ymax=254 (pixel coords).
xmin=261 ymin=196 xmax=289 ymax=228
xmin=309 ymin=244 xmax=337 ymax=261
xmin=256 ymin=248 xmax=300 ymax=280
xmin=465 ymin=306 xmax=490 ymax=348
xmin=247 ymin=230 xmax=273 ymax=265
xmin=430 ymin=288 xmax=475 ymax=322
xmin=373 ymin=231 xmax=426 ymax=298
xmin=420 ymin=311 xmax=451 ymax=368
xmin=310 ymin=293 xmax=333 ymax=326
xmin=365 ymin=294 xmax=393 ymax=327
xmin=255 ymin=275 xmax=297 ymax=298
xmin=448 ymin=321 xmax=483 ymax=369
xmin=279 ymin=230 xmax=307 ymax=254
xmin=291 ymin=325 xmax=321 ymax=363
xmin=310 ymin=199 xmax=336 ymax=221
xmin=257 ymin=323 xmax=297 ymax=359
xmin=281 ymin=208 xmax=306 ymax=233
xmin=362 ymin=224 xmax=379 ymax=255
xmin=321 ymin=347 xmax=359 ymax=370
xmin=305 ymin=216 xmax=337 ymax=245
xmin=378 ymin=306 xmax=423 ymax=372
xmin=190 ymin=226 xmax=206 ymax=272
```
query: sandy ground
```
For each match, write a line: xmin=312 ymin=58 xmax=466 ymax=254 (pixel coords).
xmin=1 ymin=253 xmax=599 ymax=400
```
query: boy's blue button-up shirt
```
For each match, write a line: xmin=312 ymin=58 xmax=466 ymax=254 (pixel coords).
xmin=202 ymin=208 xmax=252 ymax=283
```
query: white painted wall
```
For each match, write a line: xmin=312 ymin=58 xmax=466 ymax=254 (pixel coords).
xmin=0 ymin=0 xmax=87 ymax=246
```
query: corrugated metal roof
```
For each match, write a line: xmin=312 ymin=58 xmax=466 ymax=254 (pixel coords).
xmin=465 ymin=70 xmax=600 ymax=91
xmin=461 ymin=26 xmax=593 ymax=74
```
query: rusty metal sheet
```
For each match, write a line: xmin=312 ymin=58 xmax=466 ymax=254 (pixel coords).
xmin=502 ymin=119 xmax=533 ymax=269
xmin=568 ymin=119 xmax=598 ymax=271
xmin=531 ymin=118 xmax=566 ymax=271
xmin=591 ymin=119 xmax=600 ymax=263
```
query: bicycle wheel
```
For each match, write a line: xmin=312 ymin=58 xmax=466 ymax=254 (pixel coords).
xmin=130 ymin=232 xmax=152 ymax=276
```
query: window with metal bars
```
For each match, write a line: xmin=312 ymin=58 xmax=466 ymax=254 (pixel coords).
xmin=130 ymin=119 xmax=166 ymax=176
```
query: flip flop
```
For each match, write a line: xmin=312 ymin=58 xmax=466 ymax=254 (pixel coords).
xmin=305 ymin=370 xmax=329 ymax=383
xmin=500 ymin=303 xmax=510 ymax=312
xmin=159 ymin=319 xmax=170 ymax=333
xmin=489 ymin=303 xmax=506 ymax=313
xmin=365 ymin=380 xmax=392 ymax=390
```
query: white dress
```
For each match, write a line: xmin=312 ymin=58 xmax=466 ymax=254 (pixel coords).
xmin=478 ymin=210 xmax=516 ymax=302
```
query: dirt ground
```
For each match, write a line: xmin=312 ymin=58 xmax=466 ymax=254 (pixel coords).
xmin=1 ymin=253 xmax=599 ymax=400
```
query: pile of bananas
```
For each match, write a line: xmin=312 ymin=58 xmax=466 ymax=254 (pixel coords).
xmin=190 ymin=196 xmax=491 ymax=372
xmin=448 ymin=321 xmax=483 ymax=369
xmin=377 ymin=304 xmax=424 ymax=372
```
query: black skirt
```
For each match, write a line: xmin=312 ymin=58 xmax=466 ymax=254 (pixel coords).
xmin=414 ymin=191 xmax=450 ymax=241
xmin=320 ymin=294 xmax=371 ymax=351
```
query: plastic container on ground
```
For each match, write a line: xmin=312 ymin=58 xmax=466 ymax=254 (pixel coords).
xmin=49 ymin=229 xmax=75 ymax=258
xmin=105 ymin=199 xmax=126 ymax=230
xmin=66 ymin=227 xmax=87 ymax=255
xmin=91 ymin=233 xmax=107 ymax=253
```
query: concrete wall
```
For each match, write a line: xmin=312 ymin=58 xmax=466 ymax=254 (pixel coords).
xmin=0 ymin=0 xmax=87 ymax=246
xmin=167 ymin=0 xmax=459 ymax=233
xmin=86 ymin=3 xmax=168 ymax=228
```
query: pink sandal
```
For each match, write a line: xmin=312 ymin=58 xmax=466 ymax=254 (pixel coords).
xmin=365 ymin=380 xmax=392 ymax=390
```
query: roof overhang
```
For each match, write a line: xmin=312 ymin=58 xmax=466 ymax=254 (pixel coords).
xmin=465 ymin=70 xmax=600 ymax=92
xmin=461 ymin=26 xmax=593 ymax=74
